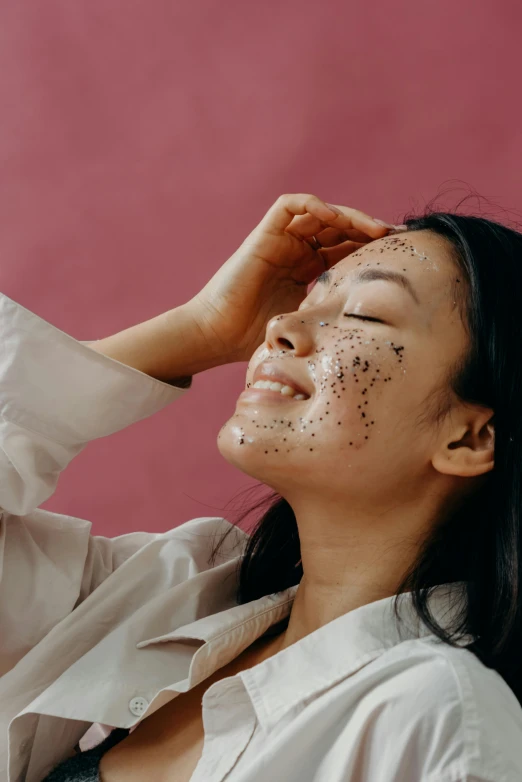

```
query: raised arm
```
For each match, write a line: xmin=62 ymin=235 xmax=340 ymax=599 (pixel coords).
xmin=85 ymin=301 xmax=231 ymax=385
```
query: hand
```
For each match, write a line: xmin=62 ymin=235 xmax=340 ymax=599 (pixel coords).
xmin=187 ymin=193 xmax=392 ymax=364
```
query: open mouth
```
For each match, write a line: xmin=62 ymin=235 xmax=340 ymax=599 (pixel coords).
xmin=251 ymin=360 xmax=313 ymax=400
xmin=239 ymin=381 xmax=310 ymax=404
xmin=249 ymin=379 xmax=309 ymax=400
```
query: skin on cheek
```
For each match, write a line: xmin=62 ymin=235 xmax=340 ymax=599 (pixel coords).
xmin=218 ymin=327 xmax=407 ymax=458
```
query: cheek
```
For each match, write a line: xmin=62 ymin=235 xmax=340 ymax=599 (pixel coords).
xmin=304 ymin=327 xmax=406 ymax=448
xmin=220 ymin=327 xmax=408 ymax=461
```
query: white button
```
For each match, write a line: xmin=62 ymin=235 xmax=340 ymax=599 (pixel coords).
xmin=129 ymin=696 xmax=149 ymax=716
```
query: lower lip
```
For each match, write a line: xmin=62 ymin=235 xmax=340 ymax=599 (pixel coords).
xmin=238 ymin=388 xmax=309 ymax=405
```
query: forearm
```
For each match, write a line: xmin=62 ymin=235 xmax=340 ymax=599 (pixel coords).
xmin=85 ymin=304 xmax=228 ymax=384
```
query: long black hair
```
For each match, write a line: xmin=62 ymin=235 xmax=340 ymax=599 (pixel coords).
xmin=209 ymin=206 xmax=522 ymax=705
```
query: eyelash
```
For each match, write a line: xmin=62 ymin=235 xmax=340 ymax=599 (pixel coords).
xmin=344 ymin=314 xmax=384 ymax=324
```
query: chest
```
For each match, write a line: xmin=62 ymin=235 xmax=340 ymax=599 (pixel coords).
xmin=99 ymin=636 xmax=280 ymax=782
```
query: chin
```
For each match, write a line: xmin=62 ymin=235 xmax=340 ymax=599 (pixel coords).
xmin=216 ymin=422 xmax=286 ymax=488
xmin=217 ymin=423 xmax=258 ymax=472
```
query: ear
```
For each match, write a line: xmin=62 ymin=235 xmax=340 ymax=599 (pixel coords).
xmin=432 ymin=407 xmax=495 ymax=478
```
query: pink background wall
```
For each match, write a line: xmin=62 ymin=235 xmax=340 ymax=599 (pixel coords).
xmin=1 ymin=1 xmax=520 ymax=536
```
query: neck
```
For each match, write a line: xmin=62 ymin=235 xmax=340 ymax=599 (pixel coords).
xmin=273 ymin=494 xmax=437 ymax=654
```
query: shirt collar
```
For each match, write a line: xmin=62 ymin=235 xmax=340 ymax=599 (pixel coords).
xmin=241 ymin=580 xmax=471 ymax=730
xmin=138 ymin=580 xmax=470 ymax=731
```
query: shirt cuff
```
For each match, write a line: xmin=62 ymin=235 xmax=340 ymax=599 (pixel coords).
xmin=0 ymin=293 xmax=191 ymax=444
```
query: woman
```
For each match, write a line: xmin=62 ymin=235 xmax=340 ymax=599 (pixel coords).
xmin=0 ymin=194 xmax=521 ymax=781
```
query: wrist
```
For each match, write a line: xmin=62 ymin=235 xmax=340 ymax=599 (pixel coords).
xmin=161 ymin=303 xmax=234 ymax=377
xmin=87 ymin=304 xmax=230 ymax=383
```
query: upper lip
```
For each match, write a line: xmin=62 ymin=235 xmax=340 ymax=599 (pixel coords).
xmin=251 ymin=361 xmax=312 ymax=397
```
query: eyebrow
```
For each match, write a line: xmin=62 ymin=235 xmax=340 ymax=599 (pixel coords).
xmin=315 ymin=267 xmax=420 ymax=306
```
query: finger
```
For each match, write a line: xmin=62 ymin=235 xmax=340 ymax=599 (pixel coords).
xmin=284 ymin=212 xmax=333 ymax=239
xmin=295 ymin=227 xmax=348 ymax=248
xmin=286 ymin=205 xmax=389 ymax=243
xmin=257 ymin=193 xmax=355 ymax=237
xmin=312 ymin=226 xmax=375 ymax=246
xmin=317 ymin=240 xmax=367 ymax=266
xmin=325 ymin=203 xmax=391 ymax=240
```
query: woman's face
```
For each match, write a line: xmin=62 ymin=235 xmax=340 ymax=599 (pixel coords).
xmin=217 ymin=230 xmax=470 ymax=503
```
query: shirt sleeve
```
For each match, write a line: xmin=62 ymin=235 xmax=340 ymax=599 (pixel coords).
xmin=0 ymin=291 xmax=192 ymax=674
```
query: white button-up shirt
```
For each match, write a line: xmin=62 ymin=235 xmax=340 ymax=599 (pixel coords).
xmin=0 ymin=291 xmax=521 ymax=782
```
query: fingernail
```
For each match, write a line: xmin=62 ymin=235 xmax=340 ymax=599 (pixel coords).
xmin=391 ymin=224 xmax=408 ymax=232
xmin=326 ymin=203 xmax=343 ymax=215
xmin=372 ymin=218 xmax=395 ymax=228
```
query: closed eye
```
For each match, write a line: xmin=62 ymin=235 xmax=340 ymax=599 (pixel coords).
xmin=344 ymin=314 xmax=384 ymax=324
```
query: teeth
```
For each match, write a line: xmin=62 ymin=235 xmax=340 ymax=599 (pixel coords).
xmin=252 ymin=379 xmax=308 ymax=400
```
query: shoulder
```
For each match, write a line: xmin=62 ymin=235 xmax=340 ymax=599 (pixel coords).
xmin=352 ymin=637 xmax=522 ymax=781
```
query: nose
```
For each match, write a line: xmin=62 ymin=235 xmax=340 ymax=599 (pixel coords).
xmin=265 ymin=313 xmax=315 ymax=355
